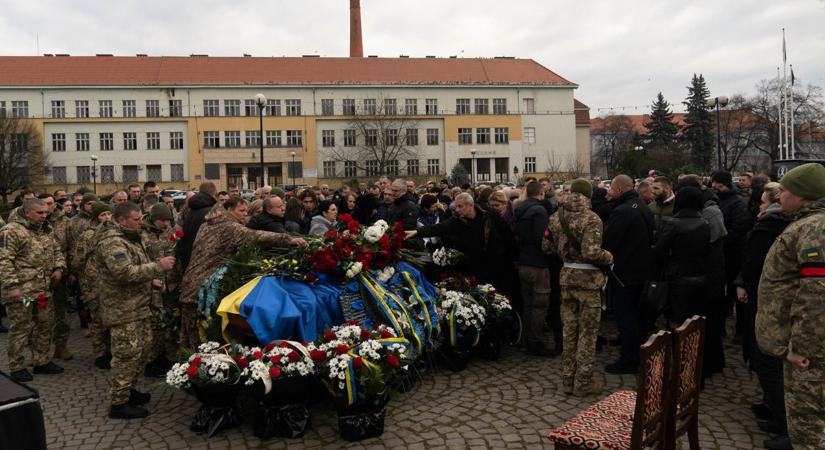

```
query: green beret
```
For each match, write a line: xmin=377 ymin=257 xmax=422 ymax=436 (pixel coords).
xmin=149 ymin=203 xmax=174 ymax=222
xmin=91 ymin=201 xmax=112 ymax=219
xmin=780 ymin=163 xmax=825 ymax=200
xmin=271 ymin=187 xmax=285 ymax=199
xmin=570 ymin=178 xmax=593 ymax=199
xmin=81 ymin=193 xmax=98 ymax=208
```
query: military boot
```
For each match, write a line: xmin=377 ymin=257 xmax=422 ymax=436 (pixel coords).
xmin=573 ymin=381 xmax=604 ymax=397
xmin=94 ymin=353 xmax=112 ymax=370
xmin=109 ymin=403 xmax=149 ymax=419
xmin=33 ymin=361 xmax=64 ymax=375
xmin=10 ymin=369 xmax=33 ymax=383
xmin=129 ymin=389 xmax=151 ymax=406
xmin=54 ymin=344 xmax=74 ymax=360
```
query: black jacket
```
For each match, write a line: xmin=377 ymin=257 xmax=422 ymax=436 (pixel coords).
xmin=738 ymin=205 xmax=789 ymax=294
xmin=716 ymin=190 xmax=752 ymax=281
xmin=603 ymin=189 xmax=654 ymax=286
xmin=390 ymin=193 xmax=419 ymax=231
xmin=514 ymin=198 xmax=550 ymax=268
xmin=247 ymin=211 xmax=287 ymax=233
xmin=177 ymin=192 xmax=217 ymax=272
xmin=652 ymin=209 xmax=710 ymax=282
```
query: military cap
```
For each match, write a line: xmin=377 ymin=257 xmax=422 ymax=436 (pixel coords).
xmin=780 ymin=163 xmax=825 ymax=200
xmin=91 ymin=201 xmax=112 ymax=219
xmin=149 ymin=203 xmax=174 ymax=222
xmin=570 ymin=178 xmax=593 ymax=199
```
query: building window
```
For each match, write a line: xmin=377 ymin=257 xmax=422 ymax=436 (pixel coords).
xmin=77 ymin=166 xmax=91 ymax=184
xmin=122 ymin=165 xmax=139 ymax=182
xmin=405 ymin=128 xmax=418 ymax=146
xmin=426 ymin=128 xmax=439 ymax=145
xmin=524 ymin=156 xmax=536 ymax=173
xmin=322 ymin=130 xmax=335 ymax=147
xmin=203 ymin=99 xmax=220 ymax=117
xmin=342 ymin=99 xmax=356 ymax=115
xmin=523 ymin=98 xmax=535 ymax=114
xmin=244 ymin=99 xmax=257 ymax=116
xmin=385 ymin=129 xmax=398 ymax=146
xmin=474 ymin=98 xmax=489 ymax=115
xmin=52 ymin=133 xmax=66 ymax=152
xmin=386 ymin=160 xmax=399 ymax=176
xmin=384 ymin=98 xmax=397 ymax=115
xmin=323 ymin=161 xmax=336 ymax=177
xmin=363 ymin=99 xmax=376 ymax=115
xmin=145 ymin=132 xmax=160 ymax=150
xmin=224 ymin=131 xmax=241 ymax=148
xmin=101 ymin=165 xmax=114 ymax=183
xmin=99 ymin=100 xmax=112 ymax=118
xmin=285 ymin=99 xmax=301 ymax=116
xmin=493 ymin=98 xmax=507 ymax=114
xmin=427 ymin=159 xmax=440 ymax=175
xmin=11 ymin=101 xmax=28 ymax=118
xmin=425 ymin=98 xmax=438 ymax=115
xmin=146 ymin=100 xmax=160 ymax=117
xmin=245 ymin=130 xmax=261 ymax=147
xmin=51 ymin=100 xmax=65 ymax=118
xmin=203 ymin=131 xmax=220 ymax=148
xmin=286 ymin=130 xmax=303 ymax=147
xmin=321 ymin=99 xmax=334 ymax=116
xmin=476 ymin=128 xmax=491 ymax=144
xmin=204 ymin=163 xmax=220 ymax=180
xmin=224 ymin=99 xmax=241 ymax=117
xmin=458 ymin=128 xmax=473 ymax=145
xmin=494 ymin=127 xmax=509 ymax=144
xmin=123 ymin=132 xmax=137 ymax=150
xmin=122 ymin=100 xmax=136 ymax=118
xmin=365 ymin=129 xmax=378 ymax=146
xmin=75 ymin=100 xmax=89 ymax=118
xmin=170 ymin=131 xmax=184 ymax=149
xmin=76 ymin=133 xmax=90 ymax=151
xmin=169 ymin=100 xmax=183 ymax=117
xmin=365 ymin=160 xmax=379 ymax=176
xmin=524 ymin=127 xmax=536 ymax=144
xmin=406 ymin=160 xmax=419 ymax=176
xmin=456 ymin=98 xmax=470 ymax=115
xmin=267 ymin=99 xmax=281 ymax=116
xmin=344 ymin=160 xmax=357 ymax=177
xmin=404 ymin=99 xmax=417 ymax=115
xmin=99 ymin=132 xmax=113 ymax=151
xmin=171 ymin=164 xmax=184 ymax=182
xmin=287 ymin=161 xmax=303 ymax=178
xmin=343 ymin=129 xmax=356 ymax=147
xmin=147 ymin=164 xmax=162 ymax=182
xmin=52 ymin=166 xmax=66 ymax=184
xmin=266 ymin=130 xmax=282 ymax=147
xmin=0 ymin=101 xmax=6 ymax=118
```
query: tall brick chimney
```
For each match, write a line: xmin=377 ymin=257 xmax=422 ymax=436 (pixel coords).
xmin=349 ymin=0 xmax=363 ymax=58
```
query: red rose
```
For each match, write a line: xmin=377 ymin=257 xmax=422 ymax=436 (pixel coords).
xmin=338 ymin=213 xmax=354 ymax=224
xmin=348 ymin=320 xmax=360 ymax=326
xmin=288 ymin=351 xmax=300 ymax=362
xmin=169 ymin=234 xmax=177 ymax=242
xmin=38 ymin=299 xmax=48 ymax=310
xmin=348 ymin=220 xmax=360 ymax=234
xmin=175 ymin=229 xmax=185 ymax=239
xmin=360 ymin=329 xmax=372 ymax=340
xmin=379 ymin=329 xmax=393 ymax=339
xmin=36 ymin=293 xmax=46 ymax=302
xmin=324 ymin=230 xmax=338 ymax=239
xmin=393 ymin=222 xmax=405 ymax=232
xmin=323 ymin=331 xmax=337 ymax=342
xmin=543 ymin=229 xmax=551 ymax=238
xmin=386 ymin=354 xmax=400 ymax=368
xmin=270 ymin=355 xmax=282 ymax=364
xmin=251 ymin=351 xmax=263 ymax=360
xmin=336 ymin=345 xmax=349 ymax=355
xmin=264 ymin=342 xmax=276 ymax=352
xmin=269 ymin=367 xmax=282 ymax=378
xmin=186 ymin=365 xmax=199 ymax=378
xmin=238 ymin=357 xmax=248 ymax=368
xmin=190 ymin=356 xmax=202 ymax=366
xmin=279 ymin=341 xmax=289 ymax=348
xmin=309 ymin=350 xmax=327 ymax=361
xmin=378 ymin=234 xmax=390 ymax=251
xmin=352 ymin=357 xmax=364 ymax=369
xmin=231 ymin=354 xmax=241 ymax=362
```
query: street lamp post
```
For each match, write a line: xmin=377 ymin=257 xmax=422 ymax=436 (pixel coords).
xmin=90 ymin=154 xmax=98 ymax=194
xmin=255 ymin=93 xmax=267 ymax=189
xmin=290 ymin=151 xmax=297 ymax=189
xmin=706 ymin=96 xmax=729 ymax=171
xmin=470 ymin=148 xmax=477 ymax=184
xmin=513 ymin=165 xmax=519 ymax=183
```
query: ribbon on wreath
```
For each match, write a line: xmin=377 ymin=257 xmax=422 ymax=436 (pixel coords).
xmin=447 ymin=303 xmax=481 ymax=348
xmin=342 ymin=336 xmax=410 ymax=406
xmin=400 ymin=271 xmax=437 ymax=341
xmin=359 ymin=274 xmax=425 ymax=355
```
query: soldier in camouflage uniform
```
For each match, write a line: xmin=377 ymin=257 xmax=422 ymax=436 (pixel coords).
xmin=92 ymin=202 xmax=175 ymax=419
xmin=66 ymin=193 xmax=98 ymax=329
xmin=546 ymin=179 xmax=613 ymax=397
xmin=41 ymin=193 xmax=73 ymax=360
xmin=0 ymin=199 xmax=67 ymax=382
xmin=757 ymin=163 xmax=825 ymax=450
xmin=74 ymin=202 xmax=115 ymax=369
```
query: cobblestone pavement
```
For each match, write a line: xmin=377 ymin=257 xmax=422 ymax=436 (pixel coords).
xmin=1 ymin=315 xmax=773 ymax=449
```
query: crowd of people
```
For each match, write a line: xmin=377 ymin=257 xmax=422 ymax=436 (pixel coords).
xmin=1 ymin=164 xmax=823 ymax=449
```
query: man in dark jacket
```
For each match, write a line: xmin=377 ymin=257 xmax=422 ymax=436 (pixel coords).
xmin=389 ymin=179 xmax=419 ymax=231
xmin=515 ymin=181 xmax=553 ymax=356
xmin=177 ymin=182 xmax=217 ymax=273
xmin=247 ymin=196 xmax=287 ymax=233
xmin=603 ymin=174 xmax=655 ymax=374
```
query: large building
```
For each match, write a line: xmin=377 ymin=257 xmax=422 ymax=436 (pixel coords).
xmin=0 ymin=55 xmax=587 ymax=193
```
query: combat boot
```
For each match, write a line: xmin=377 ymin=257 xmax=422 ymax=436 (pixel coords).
xmin=561 ymin=377 xmax=574 ymax=395
xmin=10 ymin=369 xmax=33 ymax=383
xmin=573 ymin=381 xmax=604 ymax=397
xmin=54 ymin=344 xmax=74 ymax=361
xmin=94 ymin=353 xmax=112 ymax=369
xmin=33 ymin=361 xmax=64 ymax=375
xmin=109 ymin=403 xmax=149 ymax=419
xmin=129 ymin=389 xmax=151 ymax=406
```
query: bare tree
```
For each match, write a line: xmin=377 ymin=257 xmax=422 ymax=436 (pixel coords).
xmin=565 ymin=154 xmax=587 ymax=179
xmin=0 ymin=116 xmax=46 ymax=204
xmin=590 ymin=115 xmax=637 ymax=177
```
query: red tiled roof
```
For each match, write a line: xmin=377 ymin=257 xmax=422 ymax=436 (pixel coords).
xmin=573 ymin=99 xmax=590 ymax=125
xmin=590 ymin=113 xmax=687 ymax=134
xmin=0 ymin=56 xmax=575 ymax=87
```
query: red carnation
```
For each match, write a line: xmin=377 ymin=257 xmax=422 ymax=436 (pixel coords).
xmin=347 ymin=220 xmax=360 ymax=234
xmin=352 ymin=357 xmax=364 ymax=369
xmin=348 ymin=320 xmax=360 ymax=326
xmin=232 ymin=354 xmax=241 ymax=362
xmin=543 ymin=229 xmax=551 ymax=238
xmin=36 ymin=293 xmax=46 ymax=302
xmin=378 ymin=234 xmax=390 ymax=251
xmin=269 ymin=367 xmax=282 ymax=378
xmin=309 ymin=350 xmax=327 ymax=361
xmin=251 ymin=351 xmax=263 ymax=360
xmin=190 ymin=356 xmax=202 ymax=366
xmin=379 ymin=329 xmax=393 ymax=339
xmin=169 ymin=234 xmax=177 ymax=242
xmin=324 ymin=230 xmax=338 ymax=239
xmin=238 ymin=357 xmax=249 ymax=368
xmin=175 ymin=229 xmax=185 ymax=239
xmin=264 ymin=342 xmax=276 ymax=352
xmin=38 ymin=299 xmax=48 ymax=310
xmin=323 ymin=331 xmax=337 ymax=342
xmin=393 ymin=221 xmax=405 ymax=232
xmin=336 ymin=344 xmax=349 ymax=355
xmin=279 ymin=341 xmax=289 ymax=348
xmin=186 ymin=365 xmax=199 ymax=378
xmin=360 ymin=329 xmax=372 ymax=340
xmin=386 ymin=354 xmax=400 ymax=368
xmin=271 ymin=355 xmax=282 ymax=364
xmin=287 ymin=351 xmax=299 ymax=362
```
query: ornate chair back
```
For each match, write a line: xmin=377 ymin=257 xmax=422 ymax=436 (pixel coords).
xmin=630 ymin=330 xmax=672 ymax=450
xmin=667 ymin=315 xmax=706 ymax=450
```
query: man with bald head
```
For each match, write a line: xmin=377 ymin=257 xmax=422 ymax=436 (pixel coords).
xmin=603 ymin=174 xmax=654 ymax=374
xmin=247 ymin=196 xmax=287 ymax=233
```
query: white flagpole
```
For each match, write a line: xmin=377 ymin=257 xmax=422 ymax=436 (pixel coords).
xmin=777 ymin=66 xmax=784 ymax=159
xmin=790 ymin=64 xmax=795 ymax=159
xmin=782 ymin=28 xmax=789 ymax=160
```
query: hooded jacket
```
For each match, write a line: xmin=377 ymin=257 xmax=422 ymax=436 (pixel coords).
xmin=514 ymin=197 xmax=550 ymax=268
xmin=177 ymin=192 xmax=217 ymax=272
xmin=603 ymin=189 xmax=654 ymax=286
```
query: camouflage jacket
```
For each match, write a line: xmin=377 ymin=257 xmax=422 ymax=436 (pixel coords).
xmin=92 ymin=224 xmax=164 ymax=327
xmin=76 ymin=221 xmax=113 ymax=298
xmin=0 ymin=209 xmax=66 ymax=302
xmin=67 ymin=210 xmax=96 ymax=276
xmin=756 ymin=197 xmax=825 ymax=381
xmin=49 ymin=209 xmax=70 ymax=259
xmin=141 ymin=219 xmax=179 ymax=291
xmin=546 ymin=192 xmax=613 ymax=291
xmin=179 ymin=206 xmax=293 ymax=305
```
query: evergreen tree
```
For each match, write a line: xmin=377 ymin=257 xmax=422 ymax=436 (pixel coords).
xmin=644 ymin=92 xmax=678 ymax=149
xmin=449 ymin=163 xmax=470 ymax=187
xmin=681 ymin=74 xmax=715 ymax=171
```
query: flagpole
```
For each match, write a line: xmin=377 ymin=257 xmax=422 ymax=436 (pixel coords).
xmin=782 ymin=28 xmax=789 ymax=161
xmin=777 ymin=66 xmax=784 ymax=160
xmin=790 ymin=64 xmax=795 ymax=159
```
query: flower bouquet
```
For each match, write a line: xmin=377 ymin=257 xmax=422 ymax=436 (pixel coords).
xmin=166 ymin=342 xmax=243 ymax=437
xmin=471 ymin=284 xmax=514 ymax=360
xmin=21 ymin=293 xmax=48 ymax=316
xmin=307 ymin=322 xmax=411 ymax=441
xmin=432 ymin=246 xmax=464 ymax=267
xmin=436 ymin=287 xmax=486 ymax=371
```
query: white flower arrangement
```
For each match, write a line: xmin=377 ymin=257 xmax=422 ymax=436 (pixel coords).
xmin=432 ymin=247 xmax=463 ymax=267
xmin=165 ymin=347 xmax=240 ymax=390
xmin=345 ymin=261 xmax=364 ymax=278
xmin=439 ymin=290 xmax=486 ymax=331
xmin=376 ymin=266 xmax=395 ymax=283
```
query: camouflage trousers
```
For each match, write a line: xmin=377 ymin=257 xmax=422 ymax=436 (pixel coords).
xmin=51 ymin=281 xmax=71 ymax=349
xmin=4 ymin=298 xmax=55 ymax=372
xmin=785 ymin=369 xmax=825 ymax=450
xmin=86 ymin=296 xmax=110 ymax=358
xmin=560 ymin=287 xmax=601 ymax=394
xmin=110 ymin=320 xmax=151 ymax=406
xmin=518 ymin=266 xmax=551 ymax=346
xmin=179 ymin=303 xmax=202 ymax=355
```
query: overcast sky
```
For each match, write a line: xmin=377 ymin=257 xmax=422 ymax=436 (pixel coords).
xmin=1 ymin=0 xmax=822 ymax=115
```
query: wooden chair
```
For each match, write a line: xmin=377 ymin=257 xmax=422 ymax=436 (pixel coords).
xmin=667 ymin=315 xmax=706 ymax=450
xmin=548 ymin=330 xmax=672 ymax=450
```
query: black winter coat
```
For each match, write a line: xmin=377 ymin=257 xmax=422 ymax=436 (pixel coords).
xmin=514 ymin=198 xmax=550 ymax=268
xmin=177 ymin=192 xmax=217 ymax=272
xmin=716 ymin=190 xmax=752 ymax=282
xmin=603 ymin=189 xmax=654 ymax=286
xmin=247 ymin=211 xmax=287 ymax=233
xmin=390 ymin=193 xmax=419 ymax=231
